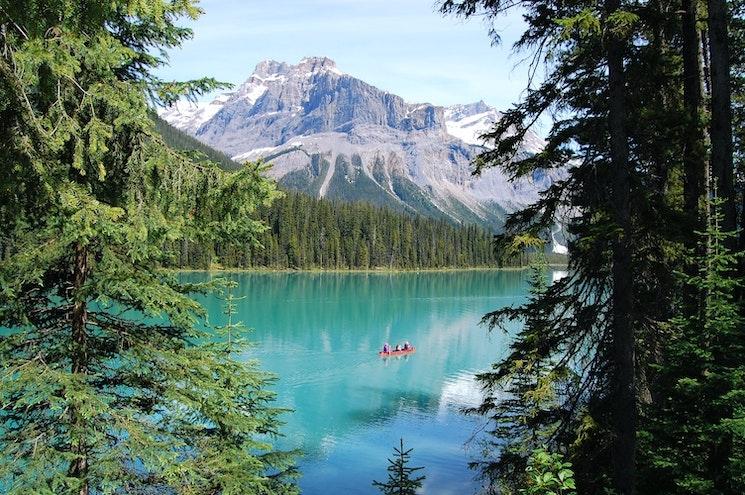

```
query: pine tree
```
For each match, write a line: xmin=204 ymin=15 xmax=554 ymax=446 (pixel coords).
xmin=470 ymin=241 xmax=581 ymax=491
xmin=707 ymin=0 xmax=738 ymax=236
xmin=439 ymin=1 xmax=744 ymax=493
xmin=196 ymin=283 xmax=299 ymax=495
xmin=0 ymin=2 xmax=296 ymax=494
xmin=639 ymin=202 xmax=745 ymax=494
xmin=438 ymin=1 xmax=719 ymax=493
xmin=372 ymin=438 xmax=426 ymax=495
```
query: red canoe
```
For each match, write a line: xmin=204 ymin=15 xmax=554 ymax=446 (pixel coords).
xmin=379 ymin=347 xmax=416 ymax=357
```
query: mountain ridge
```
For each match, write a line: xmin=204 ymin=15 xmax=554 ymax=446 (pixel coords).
xmin=159 ymin=56 xmax=565 ymax=252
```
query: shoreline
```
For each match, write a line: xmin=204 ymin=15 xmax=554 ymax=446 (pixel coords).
xmin=168 ymin=264 xmax=568 ymax=274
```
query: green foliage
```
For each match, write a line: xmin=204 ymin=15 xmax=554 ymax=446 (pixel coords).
xmin=520 ymin=448 xmax=577 ymax=495
xmin=556 ymin=9 xmax=601 ymax=40
xmin=372 ymin=438 xmax=426 ymax=495
xmin=215 ymin=192 xmax=502 ymax=270
xmin=470 ymin=255 xmax=579 ymax=492
xmin=440 ymin=0 xmax=741 ymax=493
xmin=639 ymin=203 xmax=745 ymax=494
xmin=162 ymin=187 xmax=508 ymax=271
xmin=0 ymin=1 xmax=296 ymax=494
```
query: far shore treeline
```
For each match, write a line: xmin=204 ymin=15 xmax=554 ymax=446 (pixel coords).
xmin=173 ymin=193 xmax=502 ymax=270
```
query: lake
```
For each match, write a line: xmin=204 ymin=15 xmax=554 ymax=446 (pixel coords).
xmin=184 ymin=270 xmax=549 ymax=494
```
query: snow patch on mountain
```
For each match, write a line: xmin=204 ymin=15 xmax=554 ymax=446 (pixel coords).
xmin=318 ymin=152 xmax=336 ymax=198
xmin=443 ymin=100 xmax=547 ymax=153
xmin=233 ymin=147 xmax=277 ymax=162
xmin=158 ymin=93 xmax=232 ymax=134
xmin=445 ymin=110 xmax=498 ymax=146
xmin=234 ymin=80 xmax=268 ymax=104
xmin=551 ymin=225 xmax=568 ymax=255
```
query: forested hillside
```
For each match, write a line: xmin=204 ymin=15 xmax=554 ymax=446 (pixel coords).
xmin=153 ymin=114 xmax=241 ymax=170
xmin=173 ymin=192 xmax=497 ymax=269
xmin=154 ymin=114 xmax=523 ymax=269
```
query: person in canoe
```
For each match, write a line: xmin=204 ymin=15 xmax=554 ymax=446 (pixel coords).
xmin=379 ymin=342 xmax=415 ymax=356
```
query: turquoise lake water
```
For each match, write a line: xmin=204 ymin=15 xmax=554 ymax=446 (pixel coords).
xmin=184 ymin=270 xmax=558 ymax=494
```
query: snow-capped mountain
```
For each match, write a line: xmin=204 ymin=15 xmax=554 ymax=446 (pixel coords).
xmin=159 ymin=56 xmax=563 ymax=244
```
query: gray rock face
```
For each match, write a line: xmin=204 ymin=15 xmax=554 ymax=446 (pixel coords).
xmin=159 ymin=57 xmax=565 ymax=249
xmin=191 ymin=57 xmax=444 ymax=155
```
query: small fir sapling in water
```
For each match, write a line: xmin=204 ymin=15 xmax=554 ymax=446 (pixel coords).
xmin=372 ymin=438 xmax=426 ymax=495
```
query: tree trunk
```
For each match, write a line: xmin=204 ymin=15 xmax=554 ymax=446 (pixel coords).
xmin=650 ymin=15 xmax=670 ymax=204
xmin=707 ymin=0 xmax=736 ymax=237
xmin=682 ymin=0 xmax=710 ymax=313
xmin=682 ymin=0 xmax=707 ymax=229
xmin=69 ymin=242 xmax=90 ymax=495
xmin=741 ymin=180 xmax=745 ymax=262
xmin=606 ymin=1 xmax=636 ymax=493
xmin=181 ymin=237 xmax=189 ymax=267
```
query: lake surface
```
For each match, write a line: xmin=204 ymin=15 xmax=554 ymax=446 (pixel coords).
xmin=184 ymin=270 xmax=548 ymax=495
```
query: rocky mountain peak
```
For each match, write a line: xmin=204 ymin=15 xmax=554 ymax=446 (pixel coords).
xmin=251 ymin=57 xmax=343 ymax=78
xmin=158 ymin=57 xmax=564 ymax=251
xmin=186 ymin=56 xmax=449 ymax=152
xmin=444 ymin=101 xmax=493 ymax=121
xmin=252 ymin=59 xmax=290 ymax=78
xmin=296 ymin=56 xmax=342 ymax=74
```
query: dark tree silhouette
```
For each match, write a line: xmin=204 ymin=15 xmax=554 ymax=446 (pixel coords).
xmin=372 ymin=439 xmax=426 ymax=495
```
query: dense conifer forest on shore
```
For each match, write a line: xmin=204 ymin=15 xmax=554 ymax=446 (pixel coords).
xmin=173 ymin=191 xmax=499 ymax=270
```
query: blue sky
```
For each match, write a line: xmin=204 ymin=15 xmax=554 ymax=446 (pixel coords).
xmin=155 ymin=0 xmax=535 ymax=111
